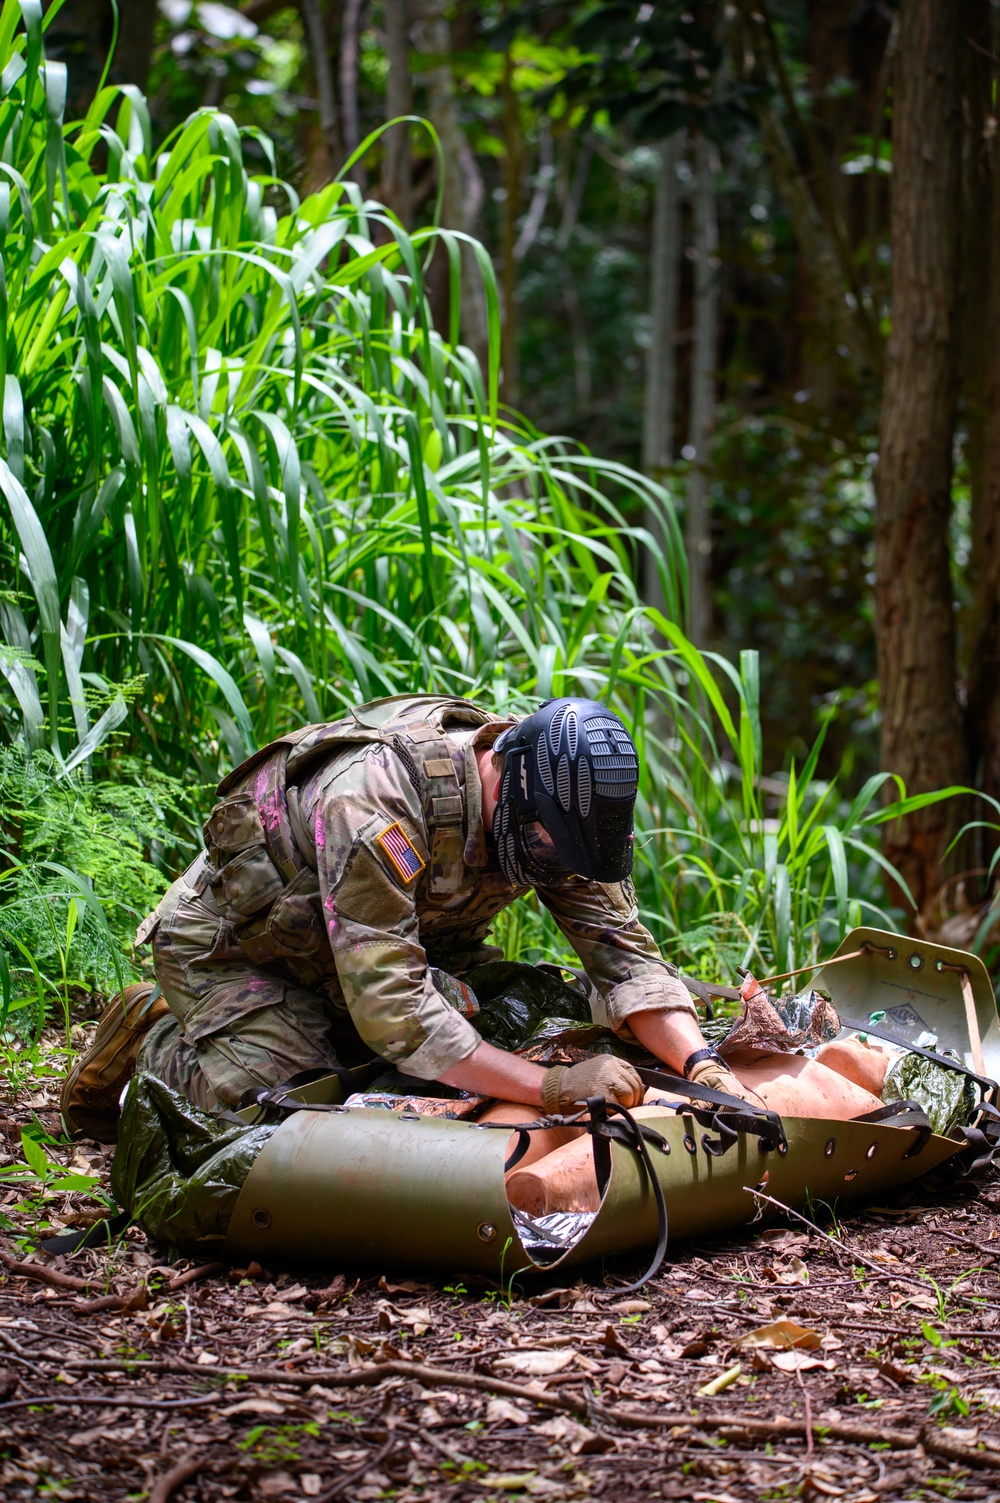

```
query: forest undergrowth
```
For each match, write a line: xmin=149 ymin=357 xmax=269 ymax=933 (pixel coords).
xmin=1 ymin=1045 xmax=1000 ymax=1502
xmin=0 ymin=0 xmax=964 ymax=1057
xmin=0 ymin=8 xmax=997 ymax=1499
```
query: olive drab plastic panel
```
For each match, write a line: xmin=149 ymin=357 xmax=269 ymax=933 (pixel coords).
xmin=223 ymin=1102 xmax=961 ymax=1276
xmin=225 ymin=1108 xmax=520 ymax=1272
xmin=816 ymin=927 xmax=1000 ymax=1087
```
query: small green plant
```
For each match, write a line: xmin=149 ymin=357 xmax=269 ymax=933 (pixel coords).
xmin=803 ymin=1190 xmax=843 ymax=1237
xmin=237 ymin=1422 xmax=320 ymax=1467
xmin=0 ymin=1126 xmax=100 ymax=1196
xmin=494 ymin=1236 xmax=533 ymax=1310
xmin=926 ymin=1382 xmax=970 ymax=1421
xmin=920 ymin=1322 xmax=962 ymax=1358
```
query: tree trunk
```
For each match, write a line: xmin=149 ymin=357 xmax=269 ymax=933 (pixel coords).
xmin=643 ymin=133 xmax=683 ymax=477
xmin=339 ymin=0 xmax=366 ymax=186
xmin=415 ymin=0 xmax=466 ymax=331
xmin=299 ymin=0 xmax=343 ymax=191
xmin=731 ymin=0 xmax=880 ymax=380
xmin=642 ymin=133 xmax=684 ymax=623
xmin=384 ymin=0 xmax=413 ymax=225
xmin=957 ymin=0 xmax=992 ymax=564
xmin=874 ymin=0 xmax=966 ymax=914
xmin=499 ymin=45 xmax=523 ymax=406
xmin=685 ymin=133 xmax=719 ymax=647
xmin=967 ymin=10 xmax=1000 ymax=821
xmin=46 ymin=0 xmax=157 ymax=113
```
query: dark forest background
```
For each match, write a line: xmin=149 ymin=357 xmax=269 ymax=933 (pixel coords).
xmin=16 ymin=0 xmax=999 ymax=955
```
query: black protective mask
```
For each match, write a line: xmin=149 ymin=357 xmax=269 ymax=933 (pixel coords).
xmin=492 ymin=698 xmax=639 ymax=885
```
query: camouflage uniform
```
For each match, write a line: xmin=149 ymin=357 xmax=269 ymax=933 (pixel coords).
xmin=138 ymin=696 xmax=694 ymax=1110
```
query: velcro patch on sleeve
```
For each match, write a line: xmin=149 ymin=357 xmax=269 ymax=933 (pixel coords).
xmin=376 ymin=822 xmax=426 ymax=884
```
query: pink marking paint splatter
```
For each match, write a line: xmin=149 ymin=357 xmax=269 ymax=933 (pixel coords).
xmin=314 ymin=812 xmax=327 ymax=851
xmin=261 ymin=789 xmax=282 ymax=833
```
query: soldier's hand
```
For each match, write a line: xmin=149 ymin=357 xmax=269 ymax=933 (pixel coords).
xmin=542 ymin=1056 xmax=644 ymax=1113
xmin=687 ymin=1057 xmax=766 ymax=1110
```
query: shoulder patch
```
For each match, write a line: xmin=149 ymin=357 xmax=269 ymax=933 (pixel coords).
xmin=376 ymin=822 xmax=426 ymax=884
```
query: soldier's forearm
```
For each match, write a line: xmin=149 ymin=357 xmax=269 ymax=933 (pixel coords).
xmin=626 ymin=1008 xmax=708 ymax=1075
xmin=437 ymin=1040 xmax=546 ymax=1108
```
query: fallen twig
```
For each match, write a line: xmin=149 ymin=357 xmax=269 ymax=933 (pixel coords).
xmin=743 ymin=1187 xmax=946 ymax=1292
xmin=0 ymin=1393 xmax=220 ymax=1415
xmin=0 ymin=1328 xmax=43 ymax=1373
xmin=603 ymin=1406 xmax=1000 ymax=1471
xmin=0 ymin=1253 xmax=95 ymax=1293
xmin=149 ymin=1452 xmax=211 ymax=1503
xmin=315 ymin=1433 xmax=397 ymax=1502
xmin=58 ymin=1355 xmax=585 ymax=1413
xmin=43 ymin=1355 xmax=1000 ymax=1467
xmin=70 ymin=1293 xmax=137 ymax=1314
xmin=164 ymin=1261 xmax=228 ymax=1293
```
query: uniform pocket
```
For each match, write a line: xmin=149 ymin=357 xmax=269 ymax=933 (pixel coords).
xmin=203 ymin=793 xmax=266 ymax=854
xmin=211 ymin=847 xmax=285 ymax=921
xmin=266 ymin=879 xmax=326 ymax=956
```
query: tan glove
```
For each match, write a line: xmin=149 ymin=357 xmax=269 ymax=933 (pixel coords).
xmin=542 ymin=1057 xmax=645 ymax=1113
xmin=688 ymin=1057 xmax=766 ymax=1110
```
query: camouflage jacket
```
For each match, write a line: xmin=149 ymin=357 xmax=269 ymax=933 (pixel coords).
xmin=195 ymin=696 xmax=695 ymax=1079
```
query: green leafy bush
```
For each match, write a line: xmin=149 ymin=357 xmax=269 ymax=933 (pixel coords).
xmin=0 ymin=1 xmax=963 ymax=1033
xmin=0 ymin=745 xmax=193 ymax=1033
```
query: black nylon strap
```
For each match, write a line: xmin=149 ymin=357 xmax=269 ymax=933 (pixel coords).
xmin=245 ymin=1061 xmax=383 ymax=1119
xmin=851 ymin=1098 xmax=933 ymax=1157
xmin=504 ymin=1129 xmax=532 ymax=1173
xmin=586 ymin=1096 xmax=614 ymax=1198
xmin=37 ymin=1211 xmax=131 ymax=1257
xmin=583 ymin=1096 xmax=670 ymax=1292
xmin=840 ymin=1016 xmax=998 ymax=1097
xmin=636 ymin=1065 xmax=788 ymax=1151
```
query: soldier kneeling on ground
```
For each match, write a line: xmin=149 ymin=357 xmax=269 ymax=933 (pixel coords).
xmin=62 ymin=695 xmax=882 ymax=1142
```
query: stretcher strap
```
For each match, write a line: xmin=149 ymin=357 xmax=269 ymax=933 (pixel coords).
xmin=851 ymin=1099 xmax=933 ymax=1158
xmin=636 ymin=1066 xmax=788 ymax=1152
xmin=36 ymin=1210 xmax=131 ymax=1256
xmin=839 ymin=1015 xmax=998 ymax=1099
xmin=584 ymin=1096 xmax=670 ymax=1293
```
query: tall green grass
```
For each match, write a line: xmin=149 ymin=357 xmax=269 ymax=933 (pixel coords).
xmin=0 ymin=0 xmax=963 ymax=1025
xmin=0 ymin=0 xmax=682 ymax=783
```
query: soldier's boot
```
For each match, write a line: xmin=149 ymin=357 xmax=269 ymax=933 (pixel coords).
xmin=60 ymin=983 xmax=171 ymax=1143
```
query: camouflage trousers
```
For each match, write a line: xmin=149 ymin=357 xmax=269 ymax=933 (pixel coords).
xmin=137 ymin=871 xmax=480 ymax=1113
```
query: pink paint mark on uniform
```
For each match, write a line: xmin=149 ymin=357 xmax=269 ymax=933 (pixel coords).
xmin=314 ymin=812 xmax=327 ymax=851
xmin=260 ymin=788 xmax=282 ymax=833
xmin=244 ymin=974 xmax=270 ymax=993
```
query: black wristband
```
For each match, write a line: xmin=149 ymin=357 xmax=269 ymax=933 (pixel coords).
xmin=682 ymin=1046 xmax=725 ymax=1080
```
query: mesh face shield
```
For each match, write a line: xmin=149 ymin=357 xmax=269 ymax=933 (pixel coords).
xmin=491 ymin=699 xmax=639 ymax=885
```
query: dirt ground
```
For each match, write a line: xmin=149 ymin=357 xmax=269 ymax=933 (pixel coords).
xmin=3 ymin=1040 xmax=1000 ymax=1503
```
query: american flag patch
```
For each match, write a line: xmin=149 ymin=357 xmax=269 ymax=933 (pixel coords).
xmin=376 ymin=822 xmax=426 ymax=884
